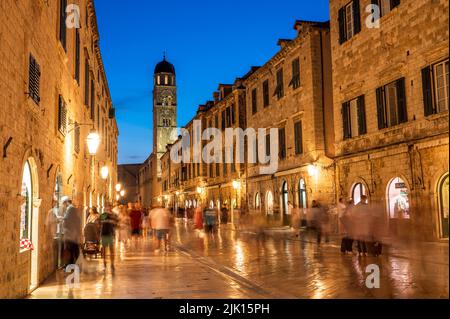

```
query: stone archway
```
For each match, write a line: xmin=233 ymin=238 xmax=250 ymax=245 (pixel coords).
xmin=20 ymin=157 xmax=40 ymax=292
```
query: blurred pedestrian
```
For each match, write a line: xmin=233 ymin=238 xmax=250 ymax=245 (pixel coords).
xmin=339 ymin=198 xmax=354 ymax=254
xmin=100 ymin=202 xmax=118 ymax=272
xmin=194 ymin=205 xmax=203 ymax=230
xmin=142 ymin=208 xmax=150 ymax=239
xmin=129 ymin=202 xmax=142 ymax=247
xmin=61 ymin=196 xmax=81 ymax=266
xmin=149 ymin=204 xmax=171 ymax=253
xmin=117 ymin=205 xmax=131 ymax=246
xmin=221 ymin=204 xmax=229 ymax=224
xmin=86 ymin=206 xmax=100 ymax=224
xmin=203 ymin=205 xmax=218 ymax=234
xmin=352 ymin=195 xmax=371 ymax=257
xmin=311 ymin=200 xmax=329 ymax=244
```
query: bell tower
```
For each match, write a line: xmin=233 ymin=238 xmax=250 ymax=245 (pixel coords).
xmin=153 ymin=56 xmax=177 ymax=178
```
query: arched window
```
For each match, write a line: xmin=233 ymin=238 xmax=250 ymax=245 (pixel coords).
xmin=281 ymin=182 xmax=289 ymax=215
xmin=352 ymin=182 xmax=367 ymax=205
xmin=438 ymin=173 xmax=449 ymax=238
xmin=387 ymin=177 xmax=410 ymax=219
xmin=298 ymin=179 xmax=307 ymax=209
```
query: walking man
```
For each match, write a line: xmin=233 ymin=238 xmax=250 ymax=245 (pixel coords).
xmin=100 ymin=202 xmax=118 ymax=272
xmin=61 ymin=196 xmax=81 ymax=266
xmin=149 ymin=204 xmax=171 ymax=253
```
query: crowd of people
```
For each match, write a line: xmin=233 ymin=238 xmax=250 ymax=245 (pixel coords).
xmin=47 ymin=197 xmax=174 ymax=273
xmin=290 ymin=196 xmax=386 ymax=256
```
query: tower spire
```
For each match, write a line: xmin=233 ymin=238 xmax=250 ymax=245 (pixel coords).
xmin=163 ymin=50 xmax=166 ymax=61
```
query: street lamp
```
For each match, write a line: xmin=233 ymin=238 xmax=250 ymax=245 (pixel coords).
xmin=101 ymin=166 xmax=109 ymax=180
xmin=308 ymin=164 xmax=318 ymax=177
xmin=86 ymin=130 xmax=100 ymax=155
xmin=120 ymin=189 xmax=125 ymax=197
xmin=115 ymin=183 xmax=122 ymax=192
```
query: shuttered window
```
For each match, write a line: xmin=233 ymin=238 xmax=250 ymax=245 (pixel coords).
xmin=289 ymin=58 xmax=301 ymax=90
xmin=90 ymin=80 xmax=95 ymax=120
xmin=422 ymin=60 xmax=450 ymax=116
xmin=342 ymin=95 xmax=367 ymax=139
xmin=74 ymin=123 xmax=80 ymax=154
xmin=372 ymin=0 xmax=400 ymax=17
xmin=75 ymin=29 xmax=80 ymax=83
xmin=58 ymin=95 xmax=67 ymax=136
xmin=226 ymin=107 xmax=231 ymax=127
xmin=279 ymin=127 xmax=286 ymax=159
xmin=59 ymin=0 xmax=67 ymax=51
xmin=221 ymin=110 xmax=226 ymax=130
xmin=231 ymin=104 xmax=236 ymax=125
xmin=28 ymin=54 xmax=41 ymax=104
xmin=274 ymin=69 xmax=284 ymax=99
xmin=84 ymin=59 xmax=90 ymax=106
xmin=263 ymin=80 xmax=270 ymax=107
xmin=376 ymin=78 xmax=408 ymax=129
xmin=266 ymin=134 xmax=271 ymax=158
xmin=338 ymin=0 xmax=361 ymax=44
xmin=252 ymin=89 xmax=257 ymax=114
xmin=294 ymin=121 xmax=303 ymax=155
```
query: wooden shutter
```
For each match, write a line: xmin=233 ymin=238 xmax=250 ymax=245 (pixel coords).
xmin=338 ymin=7 xmax=346 ymax=44
xmin=231 ymin=104 xmax=236 ymax=125
xmin=279 ymin=128 xmax=286 ymax=159
xmin=266 ymin=134 xmax=271 ymax=157
xmin=357 ymin=95 xmax=367 ymax=135
xmin=58 ymin=95 xmax=67 ymax=135
xmin=29 ymin=55 xmax=41 ymax=104
xmin=396 ymin=77 xmax=408 ymax=123
xmin=294 ymin=122 xmax=303 ymax=155
xmin=342 ymin=102 xmax=351 ymax=139
xmin=226 ymin=107 xmax=231 ymax=127
xmin=376 ymin=87 xmax=387 ymax=129
xmin=59 ymin=0 xmax=67 ymax=51
xmin=75 ymin=29 xmax=80 ymax=83
xmin=90 ymin=80 xmax=95 ymax=120
xmin=84 ymin=60 xmax=89 ymax=106
xmin=221 ymin=110 xmax=226 ymax=130
xmin=252 ymin=89 xmax=257 ymax=114
xmin=353 ymin=0 xmax=361 ymax=35
xmin=421 ymin=66 xmax=435 ymax=116
xmin=263 ymin=80 xmax=270 ymax=107
xmin=74 ymin=123 xmax=80 ymax=154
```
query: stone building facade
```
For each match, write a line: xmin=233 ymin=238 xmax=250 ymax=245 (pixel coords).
xmin=0 ymin=0 xmax=118 ymax=298
xmin=244 ymin=21 xmax=335 ymax=226
xmin=117 ymin=164 xmax=140 ymax=204
xmin=330 ymin=0 xmax=449 ymax=240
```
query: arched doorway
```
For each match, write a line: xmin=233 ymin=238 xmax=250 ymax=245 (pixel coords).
xmin=20 ymin=158 xmax=40 ymax=291
xmin=281 ymin=181 xmax=289 ymax=225
xmin=387 ymin=177 xmax=410 ymax=237
xmin=387 ymin=177 xmax=410 ymax=219
xmin=255 ymin=193 xmax=261 ymax=211
xmin=438 ymin=173 xmax=449 ymax=238
xmin=266 ymin=191 xmax=274 ymax=216
xmin=352 ymin=182 xmax=367 ymax=205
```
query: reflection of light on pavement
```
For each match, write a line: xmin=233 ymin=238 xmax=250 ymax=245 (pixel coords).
xmin=234 ymin=241 xmax=245 ymax=273
xmin=312 ymin=279 xmax=326 ymax=299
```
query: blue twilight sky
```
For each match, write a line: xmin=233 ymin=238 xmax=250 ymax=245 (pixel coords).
xmin=94 ymin=0 xmax=330 ymax=164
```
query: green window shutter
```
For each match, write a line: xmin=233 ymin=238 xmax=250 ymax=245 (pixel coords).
xmin=376 ymin=87 xmax=387 ymax=129
xmin=357 ymin=95 xmax=367 ymax=135
xmin=421 ymin=66 xmax=435 ymax=116
xmin=396 ymin=77 xmax=408 ymax=123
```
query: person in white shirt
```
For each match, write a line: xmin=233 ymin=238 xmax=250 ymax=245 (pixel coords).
xmin=149 ymin=205 xmax=172 ymax=253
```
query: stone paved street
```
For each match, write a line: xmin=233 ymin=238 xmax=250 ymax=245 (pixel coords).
xmin=30 ymin=221 xmax=449 ymax=299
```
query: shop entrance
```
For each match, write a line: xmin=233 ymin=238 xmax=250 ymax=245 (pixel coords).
xmin=387 ymin=177 xmax=410 ymax=236
xmin=281 ymin=181 xmax=289 ymax=225
xmin=438 ymin=173 xmax=449 ymax=238
xmin=20 ymin=158 xmax=40 ymax=291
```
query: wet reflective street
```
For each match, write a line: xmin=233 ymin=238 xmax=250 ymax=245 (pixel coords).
xmin=30 ymin=221 xmax=449 ymax=299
